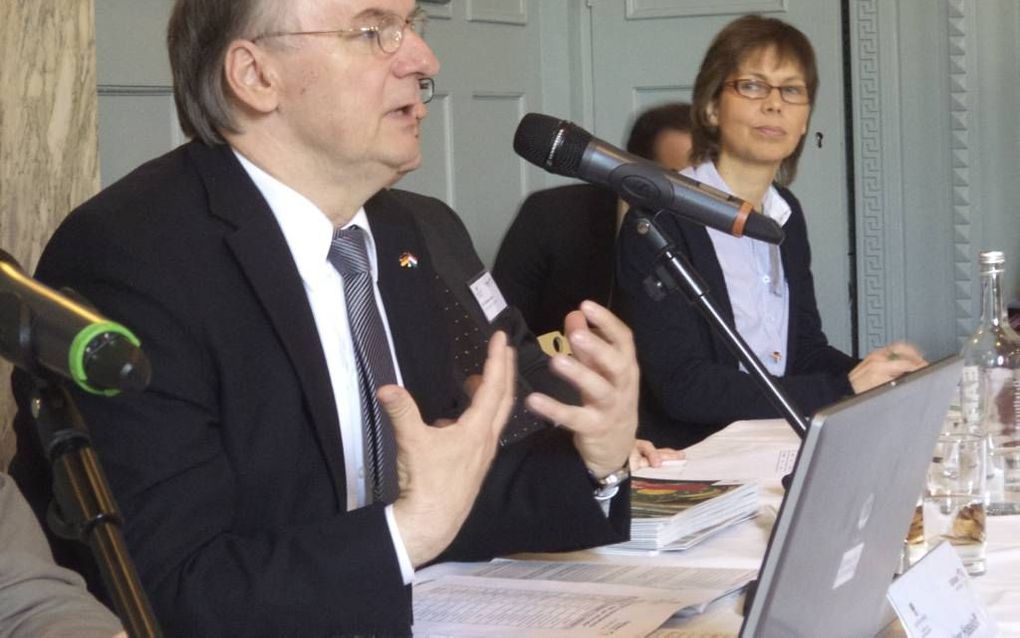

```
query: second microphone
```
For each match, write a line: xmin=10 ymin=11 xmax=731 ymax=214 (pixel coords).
xmin=512 ymin=113 xmax=784 ymax=245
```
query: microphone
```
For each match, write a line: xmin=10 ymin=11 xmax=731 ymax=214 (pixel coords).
xmin=513 ymin=113 xmax=785 ymax=244
xmin=0 ymin=249 xmax=151 ymax=395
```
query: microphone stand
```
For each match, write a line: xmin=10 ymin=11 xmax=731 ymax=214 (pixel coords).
xmin=1 ymin=287 xmax=161 ymax=636
xmin=625 ymin=206 xmax=808 ymax=439
xmin=625 ymin=207 xmax=812 ymax=617
xmin=27 ymin=376 xmax=162 ymax=638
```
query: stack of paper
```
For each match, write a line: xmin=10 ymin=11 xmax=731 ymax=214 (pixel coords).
xmin=615 ymin=478 xmax=759 ymax=551
xmin=412 ymin=561 xmax=756 ymax=637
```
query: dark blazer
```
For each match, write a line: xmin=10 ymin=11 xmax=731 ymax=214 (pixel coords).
xmin=11 ymin=141 xmax=627 ymax=637
xmin=615 ymin=186 xmax=858 ymax=448
xmin=493 ymin=184 xmax=618 ymax=336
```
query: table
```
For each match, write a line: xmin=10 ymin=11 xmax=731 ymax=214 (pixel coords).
xmin=514 ymin=419 xmax=1020 ymax=636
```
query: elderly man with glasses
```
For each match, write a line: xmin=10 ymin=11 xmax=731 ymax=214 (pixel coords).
xmin=11 ymin=1 xmax=637 ymax=636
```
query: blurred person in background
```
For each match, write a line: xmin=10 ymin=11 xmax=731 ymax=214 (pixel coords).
xmin=493 ymin=103 xmax=693 ymax=337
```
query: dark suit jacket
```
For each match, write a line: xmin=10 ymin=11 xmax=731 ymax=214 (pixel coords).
xmin=11 ymin=141 xmax=627 ymax=636
xmin=493 ymin=184 xmax=618 ymax=336
xmin=615 ymin=186 xmax=857 ymax=448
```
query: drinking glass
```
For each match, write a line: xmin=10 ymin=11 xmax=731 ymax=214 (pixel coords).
xmin=923 ymin=433 xmax=987 ymax=575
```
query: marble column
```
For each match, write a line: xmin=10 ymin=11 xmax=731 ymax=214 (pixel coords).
xmin=0 ymin=0 xmax=98 ymax=468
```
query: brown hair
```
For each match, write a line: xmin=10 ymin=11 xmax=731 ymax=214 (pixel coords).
xmin=625 ymin=102 xmax=691 ymax=160
xmin=167 ymin=0 xmax=286 ymax=145
xmin=689 ymin=14 xmax=818 ymax=185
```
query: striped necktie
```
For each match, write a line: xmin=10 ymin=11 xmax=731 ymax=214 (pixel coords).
xmin=328 ymin=225 xmax=399 ymax=504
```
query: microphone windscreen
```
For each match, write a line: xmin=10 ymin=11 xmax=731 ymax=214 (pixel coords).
xmin=743 ymin=211 xmax=786 ymax=244
xmin=513 ymin=113 xmax=591 ymax=177
xmin=513 ymin=113 xmax=561 ymax=165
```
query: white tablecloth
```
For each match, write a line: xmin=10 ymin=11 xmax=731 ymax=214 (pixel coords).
xmin=517 ymin=419 xmax=1020 ymax=636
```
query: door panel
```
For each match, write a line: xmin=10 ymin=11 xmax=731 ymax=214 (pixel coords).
xmin=376 ymin=1 xmax=553 ymax=266
xmin=98 ymin=90 xmax=184 ymax=187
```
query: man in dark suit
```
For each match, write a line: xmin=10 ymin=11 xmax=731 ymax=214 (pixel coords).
xmin=11 ymin=0 xmax=638 ymax=635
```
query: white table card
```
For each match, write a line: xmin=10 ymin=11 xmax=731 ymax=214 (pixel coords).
xmin=887 ymin=542 xmax=998 ymax=638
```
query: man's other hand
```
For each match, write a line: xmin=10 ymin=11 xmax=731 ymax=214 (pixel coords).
xmin=525 ymin=301 xmax=639 ymax=480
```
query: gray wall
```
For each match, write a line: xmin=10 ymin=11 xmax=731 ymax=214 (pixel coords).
xmin=849 ymin=0 xmax=1020 ymax=359
xmin=95 ymin=0 xmax=179 ymax=188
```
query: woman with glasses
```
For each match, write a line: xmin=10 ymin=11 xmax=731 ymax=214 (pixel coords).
xmin=615 ymin=15 xmax=926 ymax=448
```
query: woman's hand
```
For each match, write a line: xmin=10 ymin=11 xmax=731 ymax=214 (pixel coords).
xmin=629 ymin=439 xmax=685 ymax=471
xmin=849 ymin=341 xmax=927 ymax=394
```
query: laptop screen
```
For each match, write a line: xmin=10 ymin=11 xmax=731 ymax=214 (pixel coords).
xmin=741 ymin=356 xmax=962 ymax=637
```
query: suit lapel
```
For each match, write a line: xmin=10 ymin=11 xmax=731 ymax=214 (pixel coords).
xmin=186 ymin=142 xmax=347 ymax=505
xmin=366 ymin=192 xmax=460 ymax=422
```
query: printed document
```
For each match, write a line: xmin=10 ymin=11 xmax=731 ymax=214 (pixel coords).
xmin=412 ymin=562 xmax=755 ymax=636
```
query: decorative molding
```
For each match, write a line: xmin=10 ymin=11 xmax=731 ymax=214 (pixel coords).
xmin=399 ymin=91 xmax=454 ymax=207
xmin=632 ymin=84 xmax=694 ymax=111
xmin=625 ymin=0 xmax=785 ymax=20
xmin=853 ymin=0 xmax=892 ymax=351
xmin=469 ymin=91 xmax=528 ymax=195
xmin=98 ymin=85 xmax=185 ymax=145
xmin=471 ymin=91 xmax=525 ymax=101
xmin=422 ymin=2 xmax=452 ymax=20
xmin=434 ymin=93 xmax=456 ymax=207
xmin=465 ymin=91 xmax=528 ymax=235
xmin=575 ymin=0 xmax=595 ymax=131
xmin=98 ymin=85 xmax=186 ymax=153
xmin=948 ymin=0 xmax=975 ymax=343
xmin=466 ymin=0 xmax=526 ymax=25
xmin=97 ymin=84 xmax=172 ymax=96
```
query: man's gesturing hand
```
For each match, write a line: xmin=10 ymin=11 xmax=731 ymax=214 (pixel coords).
xmin=525 ymin=301 xmax=639 ymax=479
xmin=382 ymin=332 xmax=516 ymax=567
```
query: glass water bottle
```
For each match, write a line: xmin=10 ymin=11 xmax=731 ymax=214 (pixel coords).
xmin=960 ymin=250 xmax=1020 ymax=514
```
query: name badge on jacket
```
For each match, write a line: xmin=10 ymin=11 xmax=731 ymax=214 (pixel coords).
xmin=468 ymin=272 xmax=508 ymax=323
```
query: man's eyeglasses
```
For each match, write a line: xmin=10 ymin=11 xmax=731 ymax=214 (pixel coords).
xmin=254 ymin=8 xmax=427 ymax=55
xmin=724 ymin=79 xmax=810 ymax=105
xmin=418 ymin=77 xmax=435 ymax=104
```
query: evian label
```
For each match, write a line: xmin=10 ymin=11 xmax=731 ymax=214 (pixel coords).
xmin=960 ymin=365 xmax=981 ymax=427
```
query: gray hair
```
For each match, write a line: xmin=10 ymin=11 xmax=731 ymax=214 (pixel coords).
xmin=167 ymin=0 xmax=287 ymax=145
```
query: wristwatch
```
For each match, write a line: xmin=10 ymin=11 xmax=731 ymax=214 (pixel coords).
xmin=589 ymin=462 xmax=631 ymax=501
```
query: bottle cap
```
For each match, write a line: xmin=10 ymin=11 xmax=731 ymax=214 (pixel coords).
xmin=979 ymin=250 xmax=1005 ymax=265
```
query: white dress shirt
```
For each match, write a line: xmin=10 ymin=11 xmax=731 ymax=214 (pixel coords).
xmin=684 ymin=161 xmax=791 ymax=377
xmin=234 ymin=150 xmax=414 ymax=583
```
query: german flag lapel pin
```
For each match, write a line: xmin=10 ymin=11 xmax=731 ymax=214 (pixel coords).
xmin=399 ymin=251 xmax=419 ymax=269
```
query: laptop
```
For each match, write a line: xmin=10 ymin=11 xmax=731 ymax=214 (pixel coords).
xmin=740 ymin=355 xmax=963 ymax=637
